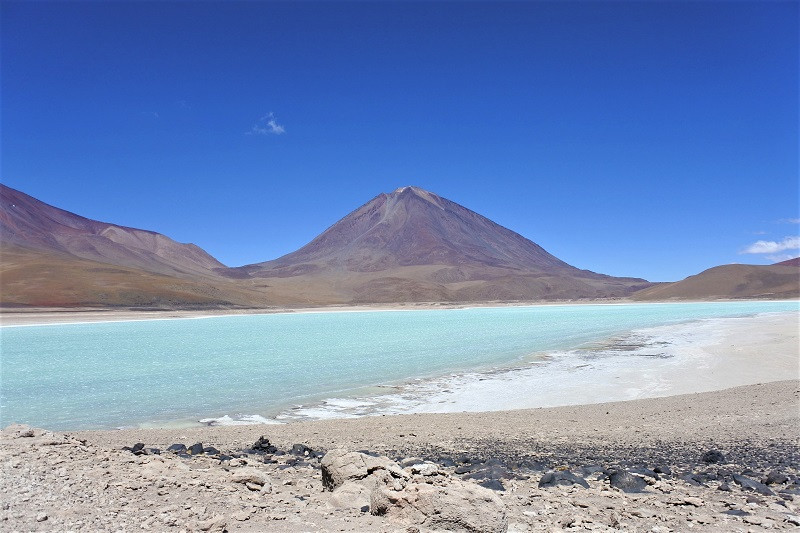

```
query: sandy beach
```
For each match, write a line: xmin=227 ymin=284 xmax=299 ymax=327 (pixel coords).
xmin=2 ymin=307 xmax=799 ymax=531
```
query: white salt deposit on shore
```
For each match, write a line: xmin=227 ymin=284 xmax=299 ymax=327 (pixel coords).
xmin=280 ymin=312 xmax=798 ymax=421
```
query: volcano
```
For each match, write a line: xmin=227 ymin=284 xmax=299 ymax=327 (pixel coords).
xmin=234 ymin=186 xmax=652 ymax=303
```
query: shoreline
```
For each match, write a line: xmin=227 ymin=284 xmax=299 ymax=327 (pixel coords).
xmin=2 ymin=298 xmax=797 ymax=327
xmin=4 ymin=380 xmax=798 ymax=531
xmin=153 ymin=310 xmax=800 ymax=428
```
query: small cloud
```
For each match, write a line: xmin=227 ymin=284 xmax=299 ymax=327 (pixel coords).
xmin=750 ymin=230 xmax=768 ymax=235
xmin=779 ymin=218 xmax=800 ymax=224
xmin=740 ymin=236 xmax=800 ymax=254
xmin=246 ymin=112 xmax=285 ymax=135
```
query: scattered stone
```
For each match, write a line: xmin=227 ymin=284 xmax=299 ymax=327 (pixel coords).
xmin=479 ymin=479 xmax=505 ymax=491
xmin=654 ymin=465 xmax=672 ymax=476
xmin=723 ymin=509 xmax=751 ymax=516
xmin=230 ymin=467 xmax=271 ymax=488
xmin=764 ymin=471 xmax=789 ymax=485
xmin=290 ymin=443 xmax=314 ymax=457
xmin=717 ymin=482 xmax=731 ymax=491
xmin=732 ymin=474 xmax=775 ymax=496
xmin=188 ymin=443 xmax=204 ymax=455
xmin=409 ymin=463 xmax=439 ymax=476
xmin=701 ymin=450 xmax=726 ymax=464
xmin=252 ymin=436 xmax=278 ymax=454
xmin=203 ymin=446 xmax=220 ymax=456
xmin=167 ymin=443 xmax=186 ymax=454
xmin=609 ymin=470 xmax=647 ymax=493
xmin=35 ymin=513 xmax=47 ymax=522
xmin=538 ymin=471 xmax=589 ymax=489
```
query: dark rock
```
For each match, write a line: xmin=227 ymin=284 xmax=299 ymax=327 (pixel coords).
xmin=723 ymin=509 xmax=750 ymax=516
xmin=145 ymin=448 xmax=161 ymax=455
xmin=203 ymin=446 xmax=220 ymax=456
xmin=360 ymin=505 xmax=369 ymax=513
xmin=438 ymin=457 xmax=456 ymax=468
xmin=701 ymin=450 xmax=726 ymax=464
xmin=252 ymin=436 xmax=278 ymax=454
xmin=218 ymin=455 xmax=233 ymax=462
xmin=167 ymin=443 xmax=186 ymax=454
xmin=290 ymin=444 xmax=313 ymax=457
xmin=538 ymin=471 xmax=590 ymax=489
xmin=682 ymin=474 xmax=706 ymax=487
xmin=733 ymin=474 xmax=774 ymax=496
xmin=177 ymin=453 xmax=192 ymax=459
xmin=188 ymin=443 xmax=204 ymax=455
xmin=629 ymin=467 xmax=659 ymax=480
xmin=609 ymin=470 xmax=647 ymax=493
xmin=718 ymin=482 xmax=731 ymax=492
xmin=274 ymin=450 xmax=286 ymax=456
xmin=131 ymin=443 xmax=145 ymax=452
xmin=479 ymin=479 xmax=505 ymax=491
xmin=454 ymin=465 xmax=476 ymax=475
xmin=745 ymin=495 xmax=764 ymax=505
xmin=579 ymin=465 xmax=605 ymax=476
xmin=654 ymin=465 xmax=672 ymax=476
xmin=464 ymin=465 xmax=513 ymax=481
xmin=763 ymin=471 xmax=789 ymax=485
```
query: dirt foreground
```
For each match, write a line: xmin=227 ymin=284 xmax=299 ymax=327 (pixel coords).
xmin=3 ymin=380 xmax=799 ymax=532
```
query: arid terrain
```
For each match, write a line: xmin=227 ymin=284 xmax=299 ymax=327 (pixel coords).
xmin=2 ymin=381 xmax=799 ymax=532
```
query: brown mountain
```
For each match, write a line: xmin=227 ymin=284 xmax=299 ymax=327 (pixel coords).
xmin=633 ymin=263 xmax=800 ymax=301
xmin=776 ymin=257 xmax=800 ymax=267
xmin=1 ymin=184 xmax=224 ymax=278
xmin=0 ymin=185 xmax=267 ymax=308
xmin=233 ymin=186 xmax=652 ymax=303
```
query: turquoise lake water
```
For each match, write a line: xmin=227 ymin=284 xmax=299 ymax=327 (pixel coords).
xmin=1 ymin=301 xmax=797 ymax=430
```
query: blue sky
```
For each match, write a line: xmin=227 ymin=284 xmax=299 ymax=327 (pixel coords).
xmin=2 ymin=1 xmax=797 ymax=282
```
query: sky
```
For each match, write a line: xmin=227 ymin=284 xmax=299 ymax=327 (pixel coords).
xmin=2 ymin=1 xmax=798 ymax=282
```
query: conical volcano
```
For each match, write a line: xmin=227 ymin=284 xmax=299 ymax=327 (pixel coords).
xmin=235 ymin=186 xmax=651 ymax=303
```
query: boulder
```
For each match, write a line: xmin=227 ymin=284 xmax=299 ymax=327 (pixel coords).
xmin=371 ymin=475 xmax=507 ymax=532
xmin=701 ymin=450 xmax=725 ymax=464
xmin=321 ymin=449 xmax=408 ymax=491
xmin=231 ymin=467 xmax=271 ymax=488
xmin=609 ymin=470 xmax=647 ymax=493
xmin=538 ymin=471 xmax=589 ymax=489
xmin=167 ymin=443 xmax=186 ymax=454
xmin=732 ymin=474 xmax=775 ymax=496
xmin=252 ymin=436 xmax=278 ymax=453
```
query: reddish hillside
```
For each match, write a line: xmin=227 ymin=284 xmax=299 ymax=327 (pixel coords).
xmin=235 ymin=186 xmax=652 ymax=302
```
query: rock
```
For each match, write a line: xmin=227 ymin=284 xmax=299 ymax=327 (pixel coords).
xmin=764 ymin=471 xmax=789 ymax=485
xmin=682 ymin=474 xmax=705 ymax=487
xmin=718 ymin=482 xmax=731 ymax=491
xmin=733 ymin=474 xmax=775 ymax=496
xmin=629 ymin=467 xmax=659 ymax=480
xmin=35 ymin=513 xmax=47 ymax=522
xmin=400 ymin=457 xmax=425 ymax=468
xmin=785 ymin=514 xmax=800 ymax=526
xmin=538 ymin=471 xmax=589 ymax=489
xmin=231 ymin=467 xmax=271 ymax=488
xmin=188 ymin=443 xmax=204 ymax=455
xmin=328 ymin=481 xmax=371 ymax=510
xmin=409 ymin=463 xmax=439 ymax=476
xmin=320 ymin=449 xmax=407 ymax=491
xmin=723 ymin=509 xmax=750 ymax=516
xmin=252 ymin=436 xmax=278 ymax=453
xmin=701 ymin=450 xmax=725 ymax=464
xmin=479 ymin=479 xmax=505 ymax=491
xmin=203 ymin=446 xmax=220 ymax=456
xmin=370 ymin=476 xmax=507 ymax=532
xmin=167 ymin=444 xmax=186 ymax=454
xmin=609 ymin=470 xmax=647 ymax=493
xmin=654 ymin=465 xmax=672 ymax=476
xmin=290 ymin=443 xmax=313 ymax=457
xmin=196 ymin=515 xmax=226 ymax=532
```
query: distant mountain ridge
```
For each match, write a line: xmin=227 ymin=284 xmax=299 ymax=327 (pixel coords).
xmin=0 ymin=184 xmax=224 ymax=278
xmin=3 ymin=183 xmax=794 ymax=308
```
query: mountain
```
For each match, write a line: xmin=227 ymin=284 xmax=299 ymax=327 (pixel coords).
xmin=233 ymin=186 xmax=652 ymax=303
xmin=776 ymin=257 xmax=800 ymax=267
xmin=0 ymin=184 xmax=267 ymax=308
xmin=633 ymin=263 xmax=800 ymax=301
xmin=1 ymin=184 xmax=224 ymax=278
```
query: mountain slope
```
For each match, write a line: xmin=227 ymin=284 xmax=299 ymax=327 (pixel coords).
xmin=235 ymin=186 xmax=652 ymax=302
xmin=633 ymin=263 xmax=800 ymax=300
xmin=0 ymin=184 xmax=224 ymax=278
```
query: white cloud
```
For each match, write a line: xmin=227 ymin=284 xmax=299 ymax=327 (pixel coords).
xmin=741 ymin=236 xmax=800 ymax=254
xmin=246 ymin=112 xmax=285 ymax=135
xmin=779 ymin=218 xmax=800 ymax=224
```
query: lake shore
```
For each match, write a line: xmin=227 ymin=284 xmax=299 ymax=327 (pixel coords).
xmin=3 ymin=380 xmax=799 ymax=531
xmin=0 ymin=298 xmax=777 ymax=327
